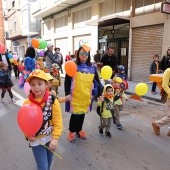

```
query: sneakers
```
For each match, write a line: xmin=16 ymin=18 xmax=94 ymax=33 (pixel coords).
xmin=98 ymin=126 xmax=103 ymax=134
xmin=77 ymin=130 xmax=86 ymax=140
xmin=152 ymin=122 xmax=160 ymax=135
xmin=117 ymin=123 xmax=123 ymax=129
xmin=68 ymin=132 xmax=76 ymax=143
xmin=11 ymin=98 xmax=16 ymax=103
xmin=105 ymin=131 xmax=111 ymax=138
xmin=1 ymin=98 xmax=5 ymax=103
xmin=151 ymin=91 xmax=156 ymax=95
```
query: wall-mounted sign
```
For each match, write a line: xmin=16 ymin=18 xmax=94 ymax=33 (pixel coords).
xmin=13 ymin=41 xmax=19 ymax=46
xmin=161 ymin=2 xmax=170 ymax=14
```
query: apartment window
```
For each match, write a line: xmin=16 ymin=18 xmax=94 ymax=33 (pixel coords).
xmin=73 ymin=7 xmax=91 ymax=24
xmin=12 ymin=0 xmax=15 ymax=8
xmin=135 ymin=0 xmax=143 ymax=8
xmin=55 ymin=15 xmax=68 ymax=29
xmin=123 ymin=0 xmax=131 ymax=11
xmin=144 ymin=0 xmax=154 ymax=6
xmin=9 ymin=21 xmax=12 ymax=34
xmin=100 ymin=0 xmax=131 ymax=17
xmin=135 ymin=0 xmax=161 ymax=15
xmin=43 ymin=21 xmax=51 ymax=35
xmin=14 ymin=17 xmax=17 ymax=31
xmin=155 ymin=0 xmax=162 ymax=2
xmin=22 ymin=10 xmax=28 ymax=27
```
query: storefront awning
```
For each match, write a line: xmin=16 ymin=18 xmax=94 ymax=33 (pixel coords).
xmin=86 ymin=15 xmax=129 ymax=27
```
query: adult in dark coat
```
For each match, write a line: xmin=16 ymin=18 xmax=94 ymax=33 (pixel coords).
xmin=93 ymin=50 xmax=101 ymax=63
xmin=44 ymin=43 xmax=59 ymax=72
xmin=160 ymin=47 xmax=170 ymax=72
xmin=150 ymin=54 xmax=160 ymax=95
xmin=0 ymin=52 xmax=12 ymax=77
xmin=100 ymin=47 xmax=117 ymax=77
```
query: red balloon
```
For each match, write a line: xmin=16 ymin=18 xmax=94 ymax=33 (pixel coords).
xmin=0 ymin=44 xmax=6 ymax=53
xmin=64 ymin=61 xmax=77 ymax=77
xmin=17 ymin=103 xmax=43 ymax=136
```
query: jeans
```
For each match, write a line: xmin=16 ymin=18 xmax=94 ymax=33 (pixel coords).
xmin=152 ymin=82 xmax=157 ymax=92
xmin=32 ymin=142 xmax=54 ymax=170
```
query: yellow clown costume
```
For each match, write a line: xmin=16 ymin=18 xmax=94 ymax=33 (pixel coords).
xmin=64 ymin=44 xmax=101 ymax=142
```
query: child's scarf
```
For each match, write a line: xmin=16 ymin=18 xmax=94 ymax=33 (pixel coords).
xmin=51 ymin=69 xmax=59 ymax=76
xmin=29 ymin=90 xmax=49 ymax=109
xmin=103 ymin=94 xmax=114 ymax=99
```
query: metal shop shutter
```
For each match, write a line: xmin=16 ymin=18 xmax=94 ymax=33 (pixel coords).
xmin=131 ymin=24 xmax=163 ymax=82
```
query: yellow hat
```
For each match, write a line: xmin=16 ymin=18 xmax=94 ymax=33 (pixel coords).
xmin=52 ymin=63 xmax=59 ymax=69
xmin=81 ymin=44 xmax=91 ymax=52
xmin=38 ymin=57 xmax=43 ymax=60
xmin=103 ymin=84 xmax=113 ymax=94
xmin=26 ymin=69 xmax=48 ymax=82
xmin=113 ymin=77 xmax=122 ymax=83
xmin=45 ymin=73 xmax=54 ymax=81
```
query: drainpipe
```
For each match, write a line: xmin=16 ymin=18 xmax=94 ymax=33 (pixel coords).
xmin=127 ymin=0 xmax=134 ymax=80
xmin=127 ymin=22 xmax=132 ymax=81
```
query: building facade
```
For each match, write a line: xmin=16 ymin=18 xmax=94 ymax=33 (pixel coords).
xmin=32 ymin=0 xmax=168 ymax=81
xmin=3 ymin=0 xmax=40 ymax=58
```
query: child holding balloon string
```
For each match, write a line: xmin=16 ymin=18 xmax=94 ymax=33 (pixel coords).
xmin=22 ymin=69 xmax=62 ymax=170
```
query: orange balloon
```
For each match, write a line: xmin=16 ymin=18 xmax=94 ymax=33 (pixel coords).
xmin=31 ymin=38 xmax=40 ymax=48
xmin=65 ymin=61 xmax=77 ymax=77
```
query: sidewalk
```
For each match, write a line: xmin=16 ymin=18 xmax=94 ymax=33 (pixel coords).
xmin=60 ymin=72 xmax=162 ymax=103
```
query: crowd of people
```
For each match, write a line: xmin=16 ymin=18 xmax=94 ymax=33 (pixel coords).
xmin=1 ymin=43 xmax=170 ymax=170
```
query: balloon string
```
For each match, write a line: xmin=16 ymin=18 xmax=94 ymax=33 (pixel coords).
xmin=35 ymin=138 xmax=62 ymax=160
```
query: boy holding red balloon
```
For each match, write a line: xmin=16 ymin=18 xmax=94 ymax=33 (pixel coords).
xmin=64 ymin=44 xmax=102 ymax=143
xmin=19 ymin=69 xmax=62 ymax=170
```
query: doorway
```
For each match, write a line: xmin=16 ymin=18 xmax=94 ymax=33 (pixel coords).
xmin=99 ymin=23 xmax=129 ymax=74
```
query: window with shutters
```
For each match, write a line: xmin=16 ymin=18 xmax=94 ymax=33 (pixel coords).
xmin=73 ymin=7 xmax=91 ymax=28
xmin=9 ymin=20 xmax=12 ymax=34
xmin=135 ymin=0 xmax=162 ymax=15
xmin=14 ymin=17 xmax=17 ymax=32
xmin=100 ymin=0 xmax=131 ymax=17
xmin=54 ymin=15 xmax=68 ymax=32
xmin=43 ymin=21 xmax=51 ymax=35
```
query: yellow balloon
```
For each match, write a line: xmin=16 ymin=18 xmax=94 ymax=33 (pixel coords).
xmin=135 ymin=83 xmax=148 ymax=96
xmin=101 ymin=66 xmax=112 ymax=80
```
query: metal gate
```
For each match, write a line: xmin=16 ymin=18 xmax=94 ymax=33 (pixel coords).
xmin=131 ymin=24 xmax=164 ymax=82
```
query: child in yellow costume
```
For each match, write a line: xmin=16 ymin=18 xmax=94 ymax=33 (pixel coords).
xmin=37 ymin=57 xmax=45 ymax=71
xmin=23 ymin=69 xmax=62 ymax=170
xmin=65 ymin=45 xmax=102 ymax=143
xmin=112 ymin=77 xmax=128 ymax=129
xmin=46 ymin=73 xmax=70 ymax=103
xmin=98 ymin=84 xmax=114 ymax=138
xmin=50 ymin=63 xmax=61 ymax=94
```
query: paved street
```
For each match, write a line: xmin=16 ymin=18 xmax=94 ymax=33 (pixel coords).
xmin=0 ymin=75 xmax=170 ymax=170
